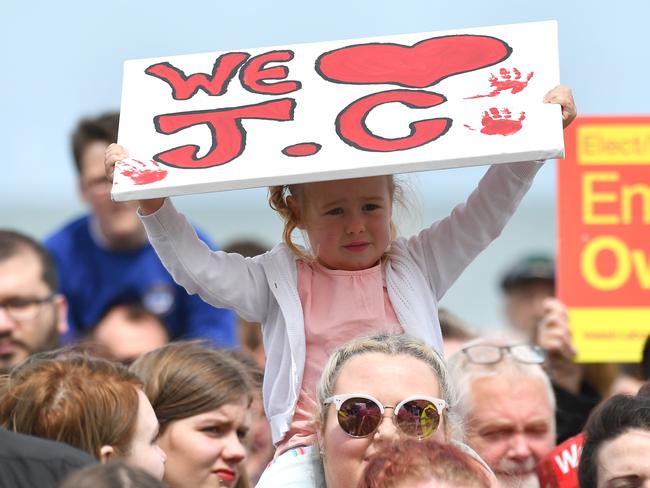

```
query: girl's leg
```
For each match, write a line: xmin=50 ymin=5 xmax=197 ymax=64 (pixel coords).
xmin=255 ymin=446 xmax=323 ymax=488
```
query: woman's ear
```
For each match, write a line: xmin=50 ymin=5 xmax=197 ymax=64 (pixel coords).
xmin=286 ymin=196 xmax=304 ymax=230
xmin=99 ymin=445 xmax=115 ymax=464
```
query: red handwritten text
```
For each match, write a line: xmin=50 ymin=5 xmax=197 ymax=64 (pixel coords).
xmin=337 ymin=90 xmax=450 ymax=151
xmin=319 ymin=35 xmax=512 ymax=151
xmin=282 ymin=143 xmax=322 ymax=157
xmin=146 ymin=50 xmax=300 ymax=100
xmin=146 ymin=53 xmax=250 ymax=100
xmin=240 ymin=50 xmax=301 ymax=95
xmin=154 ymin=98 xmax=296 ymax=168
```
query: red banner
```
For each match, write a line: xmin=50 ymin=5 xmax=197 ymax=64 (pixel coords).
xmin=557 ymin=116 xmax=650 ymax=362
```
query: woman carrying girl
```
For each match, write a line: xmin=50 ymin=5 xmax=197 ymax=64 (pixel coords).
xmin=105 ymin=85 xmax=576 ymax=486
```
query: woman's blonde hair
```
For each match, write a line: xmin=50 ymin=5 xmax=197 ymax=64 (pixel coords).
xmin=268 ymin=175 xmax=403 ymax=261
xmin=316 ymin=334 xmax=459 ymax=441
xmin=0 ymin=354 xmax=142 ymax=459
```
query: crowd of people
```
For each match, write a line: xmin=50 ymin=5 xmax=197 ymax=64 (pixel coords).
xmin=1 ymin=83 xmax=649 ymax=488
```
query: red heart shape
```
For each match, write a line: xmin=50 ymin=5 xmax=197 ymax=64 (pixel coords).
xmin=316 ymin=35 xmax=511 ymax=88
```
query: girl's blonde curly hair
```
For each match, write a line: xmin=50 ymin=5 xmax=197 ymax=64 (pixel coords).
xmin=268 ymin=176 xmax=402 ymax=262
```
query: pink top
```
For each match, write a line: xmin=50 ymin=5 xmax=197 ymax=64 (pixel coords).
xmin=275 ymin=260 xmax=403 ymax=455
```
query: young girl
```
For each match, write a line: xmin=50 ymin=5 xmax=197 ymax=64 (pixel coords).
xmin=105 ymin=86 xmax=575 ymax=487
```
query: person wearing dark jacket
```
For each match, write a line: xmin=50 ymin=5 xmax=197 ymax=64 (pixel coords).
xmin=0 ymin=427 xmax=95 ymax=487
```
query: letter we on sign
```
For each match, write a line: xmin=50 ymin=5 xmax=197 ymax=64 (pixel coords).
xmin=112 ymin=20 xmax=563 ymax=201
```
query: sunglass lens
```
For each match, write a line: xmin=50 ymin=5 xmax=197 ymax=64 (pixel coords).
xmin=338 ymin=397 xmax=382 ymax=437
xmin=396 ymin=400 xmax=440 ymax=438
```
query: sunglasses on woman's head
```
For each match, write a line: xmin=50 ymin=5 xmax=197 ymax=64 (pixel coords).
xmin=323 ymin=394 xmax=447 ymax=439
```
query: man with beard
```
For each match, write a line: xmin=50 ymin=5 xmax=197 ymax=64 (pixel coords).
xmin=0 ymin=230 xmax=68 ymax=374
xmin=449 ymin=336 xmax=556 ymax=488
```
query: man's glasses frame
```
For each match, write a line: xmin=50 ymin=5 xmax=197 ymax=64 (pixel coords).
xmin=461 ymin=343 xmax=546 ymax=365
xmin=0 ymin=293 xmax=56 ymax=322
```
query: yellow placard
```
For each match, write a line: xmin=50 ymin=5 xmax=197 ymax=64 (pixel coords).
xmin=570 ymin=307 xmax=650 ymax=362
xmin=578 ymin=124 xmax=650 ymax=165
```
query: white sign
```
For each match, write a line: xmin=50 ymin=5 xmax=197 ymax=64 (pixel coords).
xmin=113 ymin=20 xmax=562 ymax=201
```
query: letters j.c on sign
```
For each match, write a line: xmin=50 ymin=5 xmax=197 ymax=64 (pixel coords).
xmin=113 ymin=20 xmax=563 ymax=201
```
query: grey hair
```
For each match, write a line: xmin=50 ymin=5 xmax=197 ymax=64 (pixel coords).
xmin=447 ymin=334 xmax=556 ymax=441
xmin=315 ymin=333 xmax=461 ymax=441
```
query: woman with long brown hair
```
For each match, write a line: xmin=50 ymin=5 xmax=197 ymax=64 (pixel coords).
xmin=131 ymin=341 xmax=256 ymax=488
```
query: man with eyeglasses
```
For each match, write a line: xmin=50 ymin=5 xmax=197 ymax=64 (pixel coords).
xmin=500 ymin=255 xmax=601 ymax=444
xmin=449 ymin=338 xmax=556 ymax=488
xmin=0 ymin=230 xmax=68 ymax=374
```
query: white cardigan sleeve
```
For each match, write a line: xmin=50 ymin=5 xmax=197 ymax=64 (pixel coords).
xmin=400 ymin=160 xmax=543 ymax=300
xmin=139 ymin=198 xmax=271 ymax=323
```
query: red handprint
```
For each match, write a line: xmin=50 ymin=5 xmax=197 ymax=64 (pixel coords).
xmin=118 ymin=159 xmax=168 ymax=185
xmin=465 ymin=108 xmax=526 ymax=136
xmin=465 ymin=68 xmax=533 ymax=99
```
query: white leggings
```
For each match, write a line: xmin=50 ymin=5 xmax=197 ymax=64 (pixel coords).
xmin=255 ymin=446 xmax=322 ymax=488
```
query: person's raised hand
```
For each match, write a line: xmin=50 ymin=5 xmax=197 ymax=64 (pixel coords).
xmin=536 ymin=297 xmax=582 ymax=393
xmin=103 ymin=143 xmax=165 ymax=214
xmin=104 ymin=143 xmax=129 ymax=182
xmin=537 ymin=298 xmax=575 ymax=360
xmin=543 ymin=85 xmax=577 ymax=128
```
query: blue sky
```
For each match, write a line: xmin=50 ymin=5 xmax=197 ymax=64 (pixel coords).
xmin=4 ymin=0 xmax=649 ymax=205
xmin=4 ymin=0 xmax=649 ymax=328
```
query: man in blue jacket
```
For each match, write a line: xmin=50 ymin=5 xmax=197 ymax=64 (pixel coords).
xmin=45 ymin=112 xmax=237 ymax=346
